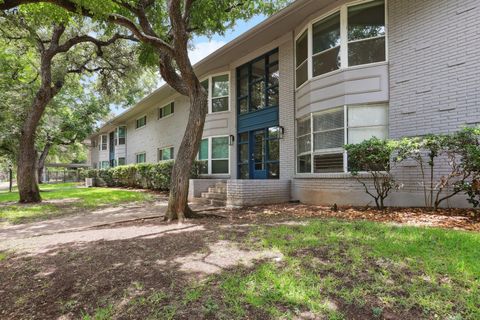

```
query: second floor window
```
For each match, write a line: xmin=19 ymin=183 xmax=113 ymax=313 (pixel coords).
xmin=201 ymin=74 xmax=230 ymax=113
xmin=295 ymin=0 xmax=386 ymax=88
xmin=136 ymin=115 xmax=146 ymax=129
xmin=100 ymin=135 xmax=107 ymax=151
xmin=159 ymin=102 xmax=174 ymax=119
xmin=237 ymin=49 xmax=279 ymax=115
xmin=117 ymin=126 xmax=126 ymax=145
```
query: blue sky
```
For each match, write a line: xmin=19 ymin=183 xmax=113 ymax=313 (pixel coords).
xmin=112 ymin=15 xmax=267 ymax=115
xmin=194 ymin=14 xmax=267 ymax=45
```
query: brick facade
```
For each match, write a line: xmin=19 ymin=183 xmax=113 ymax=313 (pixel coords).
xmin=89 ymin=0 xmax=479 ymax=208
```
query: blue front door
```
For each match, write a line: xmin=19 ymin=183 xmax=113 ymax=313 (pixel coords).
xmin=238 ymin=127 xmax=280 ymax=180
xmin=253 ymin=130 xmax=267 ymax=179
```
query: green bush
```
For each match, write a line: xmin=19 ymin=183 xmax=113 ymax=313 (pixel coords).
xmin=397 ymin=127 xmax=480 ymax=210
xmin=79 ymin=161 xmax=200 ymax=191
xmin=345 ymin=138 xmax=401 ymax=210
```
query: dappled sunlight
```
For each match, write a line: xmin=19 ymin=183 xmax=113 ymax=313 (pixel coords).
xmin=173 ymin=240 xmax=283 ymax=277
xmin=1 ymin=223 xmax=204 ymax=254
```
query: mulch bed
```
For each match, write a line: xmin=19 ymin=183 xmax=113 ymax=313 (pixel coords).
xmin=226 ymin=203 xmax=480 ymax=232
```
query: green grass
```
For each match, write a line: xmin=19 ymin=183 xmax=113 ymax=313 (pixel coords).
xmin=0 ymin=183 xmax=153 ymax=224
xmin=214 ymin=220 xmax=480 ymax=319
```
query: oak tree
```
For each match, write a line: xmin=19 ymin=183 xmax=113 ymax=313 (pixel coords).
xmin=1 ymin=0 xmax=287 ymax=221
xmin=0 ymin=8 xmax=139 ymax=202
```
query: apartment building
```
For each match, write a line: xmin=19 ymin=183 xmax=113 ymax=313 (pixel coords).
xmin=88 ymin=0 xmax=480 ymax=208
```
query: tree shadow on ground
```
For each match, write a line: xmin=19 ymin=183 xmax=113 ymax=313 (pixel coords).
xmin=0 ymin=217 xmax=282 ymax=319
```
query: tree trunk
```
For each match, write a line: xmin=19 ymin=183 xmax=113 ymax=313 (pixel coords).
xmin=17 ymin=84 xmax=56 ymax=202
xmin=165 ymin=88 xmax=208 ymax=222
xmin=37 ymin=142 xmax=52 ymax=184
xmin=18 ymin=131 xmax=41 ymax=203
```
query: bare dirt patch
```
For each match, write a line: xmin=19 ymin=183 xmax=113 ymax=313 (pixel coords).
xmin=0 ymin=203 xmax=478 ymax=319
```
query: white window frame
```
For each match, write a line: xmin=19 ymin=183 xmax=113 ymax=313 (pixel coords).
xmin=158 ymin=101 xmax=175 ymax=120
xmin=296 ymin=104 xmax=389 ymax=174
xmin=100 ymin=161 xmax=110 ymax=169
xmin=158 ymin=146 xmax=174 ymax=162
xmin=135 ymin=152 xmax=146 ymax=164
xmin=198 ymin=135 xmax=230 ymax=176
xmin=294 ymin=0 xmax=388 ymax=89
xmin=200 ymin=72 xmax=230 ymax=114
xmin=117 ymin=126 xmax=126 ymax=145
xmin=100 ymin=134 xmax=108 ymax=151
xmin=117 ymin=156 xmax=126 ymax=166
xmin=135 ymin=114 xmax=147 ymax=130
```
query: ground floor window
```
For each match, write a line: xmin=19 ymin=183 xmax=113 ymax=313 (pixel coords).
xmin=136 ymin=152 xmax=146 ymax=164
xmin=100 ymin=161 xmax=109 ymax=169
xmin=198 ymin=136 xmax=229 ymax=175
xmin=238 ymin=127 xmax=280 ymax=179
xmin=118 ymin=157 xmax=126 ymax=166
xmin=158 ymin=147 xmax=174 ymax=161
xmin=296 ymin=104 xmax=388 ymax=173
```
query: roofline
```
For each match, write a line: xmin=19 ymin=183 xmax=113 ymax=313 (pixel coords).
xmin=90 ymin=0 xmax=311 ymax=138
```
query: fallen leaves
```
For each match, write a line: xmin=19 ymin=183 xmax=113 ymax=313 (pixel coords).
xmin=230 ymin=204 xmax=480 ymax=232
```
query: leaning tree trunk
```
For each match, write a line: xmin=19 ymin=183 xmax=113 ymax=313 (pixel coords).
xmin=18 ymin=130 xmax=41 ymax=203
xmin=37 ymin=142 xmax=52 ymax=184
xmin=165 ymin=88 xmax=208 ymax=222
xmin=17 ymin=83 xmax=56 ymax=202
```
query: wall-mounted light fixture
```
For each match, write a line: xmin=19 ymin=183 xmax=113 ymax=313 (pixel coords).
xmin=229 ymin=134 xmax=235 ymax=145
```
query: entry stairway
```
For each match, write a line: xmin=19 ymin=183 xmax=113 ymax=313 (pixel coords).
xmin=196 ymin=181 xmax=227 ymax=207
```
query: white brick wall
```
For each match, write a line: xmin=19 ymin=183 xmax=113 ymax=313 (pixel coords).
xmin=226 ymin=179 xmax=291 ymax=207
xmin=88 ymin=0 xmax=479 ymax=209
xmin=279 ymin=34 xmax=296 ymax=180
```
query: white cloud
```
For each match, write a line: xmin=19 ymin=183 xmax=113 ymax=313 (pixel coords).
xmin=188 ymin=40 xmax=226 ymax=65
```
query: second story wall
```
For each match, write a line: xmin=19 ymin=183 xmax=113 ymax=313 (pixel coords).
xmin=389 ymin=0 xmax=480 ymax=138
xmin=125 ymin=95 xmax=189 ymax=164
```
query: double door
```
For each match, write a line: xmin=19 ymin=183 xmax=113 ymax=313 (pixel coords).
xmin=238 ymin=127 xmax=280 ymax=179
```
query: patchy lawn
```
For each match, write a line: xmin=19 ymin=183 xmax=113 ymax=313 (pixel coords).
xmin=0 ymin=205 xmax=479 ymax=320
xmin=220 ymin=220 xmax=480 ymax=319
xmin=0 ymin=183 xmax=154 ymax=224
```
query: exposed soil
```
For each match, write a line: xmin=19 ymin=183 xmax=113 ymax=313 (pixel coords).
xmin=0 ymin=203 xmax=478 ymax=319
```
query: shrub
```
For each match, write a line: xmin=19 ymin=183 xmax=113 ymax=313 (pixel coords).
xmin=79 ymin=161 xmax=201 ymax=192
xmin=345 ymin=138 xmax=401 ymax=210
xmin=396 ymin=134 xmax=449 ymax=208
xmin=397 ymin=127 xmax=480 ymax=210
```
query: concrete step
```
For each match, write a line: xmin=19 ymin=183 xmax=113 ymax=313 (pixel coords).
xmin=201 ymin=192 xmax=227 ymax=200
xmin=208 ymin=187 xmax=227 ymax=194
xmin=215 ymin=182 xmax=226 ymax=189
xmin=192 ymin=197 xmax=226 ymax=207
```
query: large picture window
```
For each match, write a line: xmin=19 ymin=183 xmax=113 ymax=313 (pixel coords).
xmin=198 ymin=136 xmax=229 ymax=175
xmin=297 ymin=104 xmax=388 ymax=173
xmin=200 ymin=74 xmax=230 ymax=113
xmin=348 ymin=1 xmax=386 ymax=66
xmin=295 ymin=0 xmax=386 ymax=88
xmin=237 ymin=49 xmax=279 ymax=114
xmin=312 ymin=12 xmax=341 ymax=77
